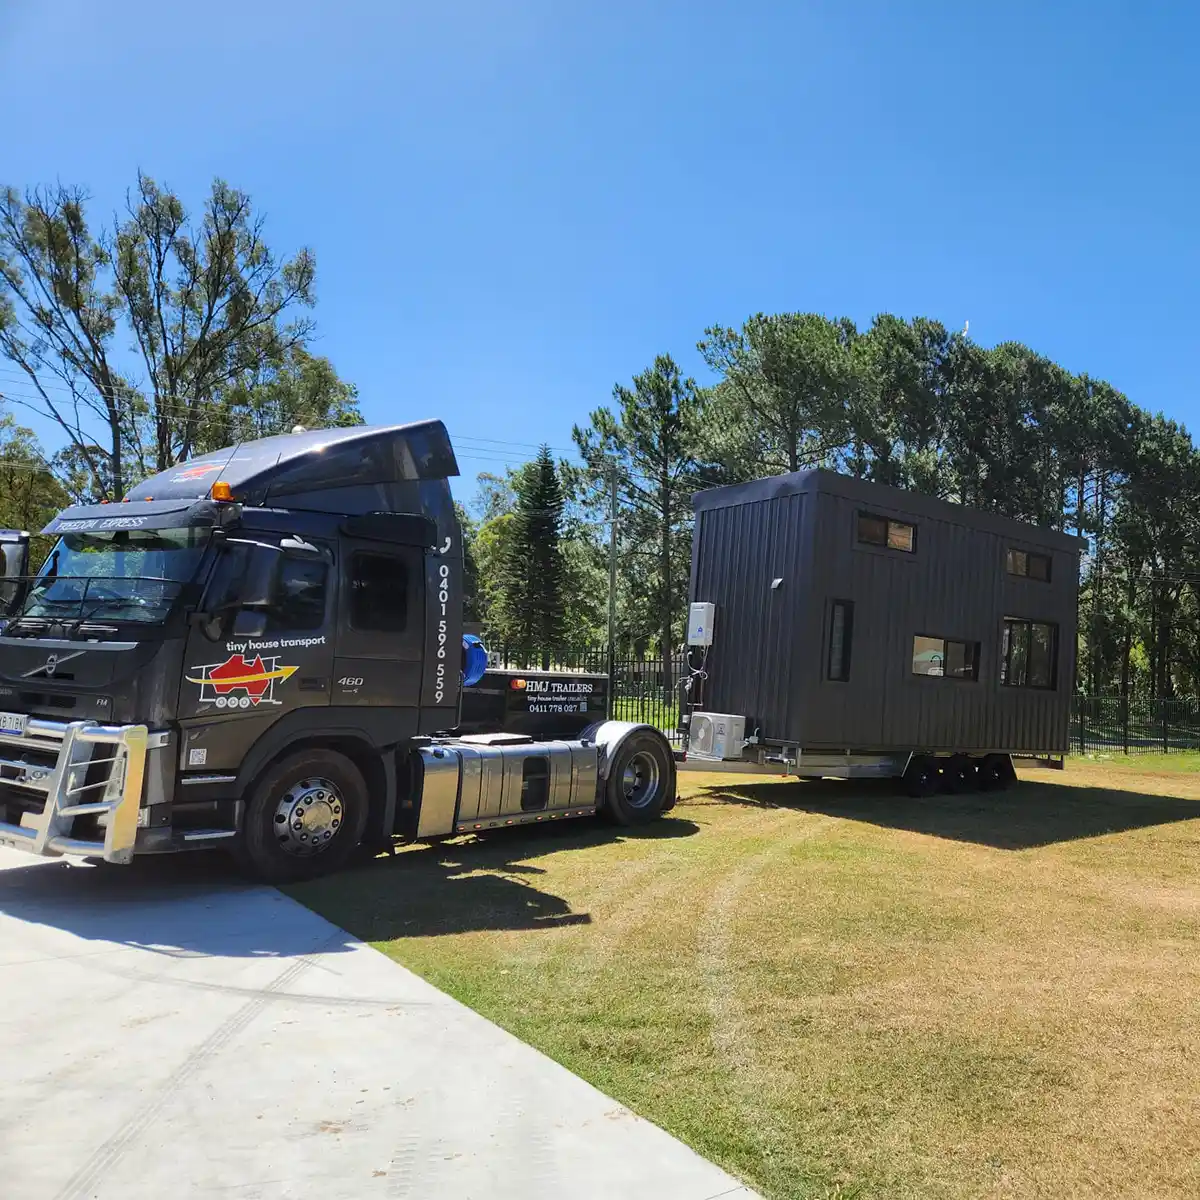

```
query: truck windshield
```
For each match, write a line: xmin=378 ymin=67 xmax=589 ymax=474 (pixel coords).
xmin=19 ymin=527 xmax=209 ymax=624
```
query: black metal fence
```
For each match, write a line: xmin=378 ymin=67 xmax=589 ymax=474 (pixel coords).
xmin=1071 ymin=695 xmax=1200 ymax=755
xmin=481 ymin=645 xmax=1200 ymax=758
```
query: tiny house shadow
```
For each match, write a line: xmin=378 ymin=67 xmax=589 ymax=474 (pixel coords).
xmin=694 ymin=777 xmax=1200 ymax=850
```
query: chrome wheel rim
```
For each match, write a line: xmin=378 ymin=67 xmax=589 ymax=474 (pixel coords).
xmin=621 ymin=751 xmax=660 ymax=809
xmin=274 ymin=777 xmax=344 ymax=857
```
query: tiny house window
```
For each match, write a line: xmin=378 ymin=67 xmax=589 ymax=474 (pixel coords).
xmin=858 ymin=511 xmax=915 ymax=553
xmin=1000 ymin=618 xmax=1058 ymax=689
xmin=827 ymin=600 xmax=853 ymax=681
xmin=1006 ymin=548 xmax=1052 ymax=582
xmin=911 ymin=635 xmax=979 ymax=681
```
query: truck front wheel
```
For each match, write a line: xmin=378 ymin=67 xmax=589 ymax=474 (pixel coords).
xmin=602 ymin=730 xmax=676 ymax=826
xmin=234 ymin=749 xmax=369 ymax=884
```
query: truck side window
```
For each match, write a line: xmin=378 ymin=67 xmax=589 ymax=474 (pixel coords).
xmin=350 ymin=552 xmax=408 ymax=632
xmin=268 ymin=558 xmax=327 ymax=632
xmin=203 ymin=542 xmax=328 ymax=633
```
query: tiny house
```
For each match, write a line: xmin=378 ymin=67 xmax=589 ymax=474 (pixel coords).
xmin=685 ymin=470 xmax=1085 ymax=790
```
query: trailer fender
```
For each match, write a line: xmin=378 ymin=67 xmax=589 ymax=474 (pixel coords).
xmin=580 ymin=721 xmax=677 ymax=812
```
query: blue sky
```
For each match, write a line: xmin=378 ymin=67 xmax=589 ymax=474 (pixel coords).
xmin=2 ymin=1 xmax=1196 ymax=502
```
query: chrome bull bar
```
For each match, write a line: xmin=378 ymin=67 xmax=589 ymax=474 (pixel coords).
xmin=0 ymin=718 xmax=149 ymax=864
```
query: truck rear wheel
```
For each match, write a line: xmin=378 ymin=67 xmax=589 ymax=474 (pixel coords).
xmin=234 ymin=749 xmax=369 ymax=884
xmin=602 ymin=730 xmax=676 ymax=826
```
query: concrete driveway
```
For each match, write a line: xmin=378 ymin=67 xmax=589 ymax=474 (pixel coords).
xmin=0 ymin=847 xmax=756 ymax=1200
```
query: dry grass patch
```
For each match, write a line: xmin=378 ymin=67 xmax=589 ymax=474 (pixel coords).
xmin=291 ymin=759 xmax=1200 ymax=1199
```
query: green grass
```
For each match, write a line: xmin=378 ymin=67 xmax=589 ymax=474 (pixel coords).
xmin=1072 ymin=749 xmax=1200 ymax=773
xmin=290 ymin=760 xmax=1200 ymax=1200
xmin=610 ymin=696 xmax=679 ymax=729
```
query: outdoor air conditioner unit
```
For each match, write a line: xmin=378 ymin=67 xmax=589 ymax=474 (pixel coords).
xmin=688 ymin=712 xmax=746 ymax=762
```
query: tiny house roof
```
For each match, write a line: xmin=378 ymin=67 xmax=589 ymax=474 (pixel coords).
xmin=693 ymin=469 xmax=1087 ymax=554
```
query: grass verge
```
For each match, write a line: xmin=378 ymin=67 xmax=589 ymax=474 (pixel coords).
xmin=290 ymin=759 xmax=1200 ymax=1199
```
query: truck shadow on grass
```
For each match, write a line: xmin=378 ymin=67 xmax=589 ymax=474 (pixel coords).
xmin=290 ymin=816 xmax=701 ymax=943
xmin=693 ymin=777 xmax=1200 ymax=850
xmin=0 ymin=816 xmax=699 ymax=956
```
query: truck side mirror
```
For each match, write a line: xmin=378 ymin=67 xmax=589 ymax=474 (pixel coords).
xmin=0 ymin=530 xmax=30 ymax=614
xmin=237 ymin=546 xmax=281 ymax=610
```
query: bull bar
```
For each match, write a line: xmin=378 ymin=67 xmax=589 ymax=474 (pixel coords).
xmin=0 ymin=718 xmax=150 ymax=864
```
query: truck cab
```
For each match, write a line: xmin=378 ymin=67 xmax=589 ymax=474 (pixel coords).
xmin=0 ymin=422 xmax=675 ymax=881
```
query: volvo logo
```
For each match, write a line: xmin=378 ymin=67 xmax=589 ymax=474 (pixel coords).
xmin=23 ymin=650 xmax=84 ymax=679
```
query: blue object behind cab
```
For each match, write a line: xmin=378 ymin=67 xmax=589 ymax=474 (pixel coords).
xmin=461 ymin=634 xmax=488 ymax=687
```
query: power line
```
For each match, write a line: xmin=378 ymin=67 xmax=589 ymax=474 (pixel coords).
xmin=0 ymin=371 xmax=587 ymax=452
xmin=0 ymin=369 xmax=778 ymax=495
xmin=0 ymin=378 xmax=590 ymax=463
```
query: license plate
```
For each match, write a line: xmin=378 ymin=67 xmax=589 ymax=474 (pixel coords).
xmin=0 ymin=712 xmax=28 ymax=735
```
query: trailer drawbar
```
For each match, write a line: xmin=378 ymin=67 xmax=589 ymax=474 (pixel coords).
xmin=0 ymin=423 xmax=676 ymax=882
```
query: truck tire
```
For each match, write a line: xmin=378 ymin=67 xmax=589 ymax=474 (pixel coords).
xmin=602 ymin=730 xmax=676 ymax=826
xmin=233 ymin=749 xmax=369 ymax=884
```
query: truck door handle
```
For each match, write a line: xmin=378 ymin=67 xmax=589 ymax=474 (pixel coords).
xmin=299 ymin=677 xmax=327 ymax=692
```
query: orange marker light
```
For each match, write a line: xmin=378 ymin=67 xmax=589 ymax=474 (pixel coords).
xmin=211 ymin=481 xmax=233 ymax=502
xmin=510 ymin=678 xmax=527 ymax=690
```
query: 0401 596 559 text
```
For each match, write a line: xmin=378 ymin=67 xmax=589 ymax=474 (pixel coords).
xmin=434 ymin=552 xmax=451 ymax=704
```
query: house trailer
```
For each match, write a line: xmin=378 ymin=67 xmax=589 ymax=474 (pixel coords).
xmin=684 ymin=470 xmax=1086 ymax=791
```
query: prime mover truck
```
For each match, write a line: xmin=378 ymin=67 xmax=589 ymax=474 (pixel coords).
xmin=0 ymin=422 xmax=676 ymax=882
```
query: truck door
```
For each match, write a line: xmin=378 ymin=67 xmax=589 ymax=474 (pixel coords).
xmin=332 ymin=540 xmax=425 ymax=709
xmin=178 ymin=537 xmax=336 ymax=770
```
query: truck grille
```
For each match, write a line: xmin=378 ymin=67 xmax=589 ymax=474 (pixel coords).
xmin=0 ymin=718 xmax=149 ymax=864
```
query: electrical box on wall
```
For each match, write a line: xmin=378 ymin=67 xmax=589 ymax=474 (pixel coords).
xmin=687 ymin=602 xmax=715 ymax=646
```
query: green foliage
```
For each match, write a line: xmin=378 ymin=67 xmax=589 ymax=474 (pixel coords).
xmin=698 ymin=313 xmax=858 ymax=475
xmin=573 ymin=355 xmax=702 ymax=686
xmin=0 ymin=175 xmax=357 ymax=499
xmin=0 ymin=415 xmax=68 ymax=561
xmin=487 ymin=447 xmax=567 ymax=656
xmin=455 ymin=502 xmax=483 ymax=626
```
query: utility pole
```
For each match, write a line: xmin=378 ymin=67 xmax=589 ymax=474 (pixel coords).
xmin=607 ymin=465 xmax=618 ymax=714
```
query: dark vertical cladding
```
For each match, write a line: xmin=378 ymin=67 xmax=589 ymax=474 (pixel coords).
xmin=690 ymin=471 xmax=1085 ymax=755
xmin=691 ymin=488 xmax=810 ymax=735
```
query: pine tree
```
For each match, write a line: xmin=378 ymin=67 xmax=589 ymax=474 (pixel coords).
xmin=494 ymin=446 xmax=566 ymax=659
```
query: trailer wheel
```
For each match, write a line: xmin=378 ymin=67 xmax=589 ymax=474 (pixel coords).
xmin=902 ymin=755 xmax=940 ymax=798
xmin=234 ymin=749 xmax=369 ymax=884
xmin=941 ymin=755 xmax=976 ymax=794
xmin=602 ymin=730 xmax=676 ymax=826
xmin=977 ymin=753 xmax=1015 ymax=792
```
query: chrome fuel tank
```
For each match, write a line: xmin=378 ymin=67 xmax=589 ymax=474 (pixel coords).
xmin=415 ymin=733 xmax=598 ymax=837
